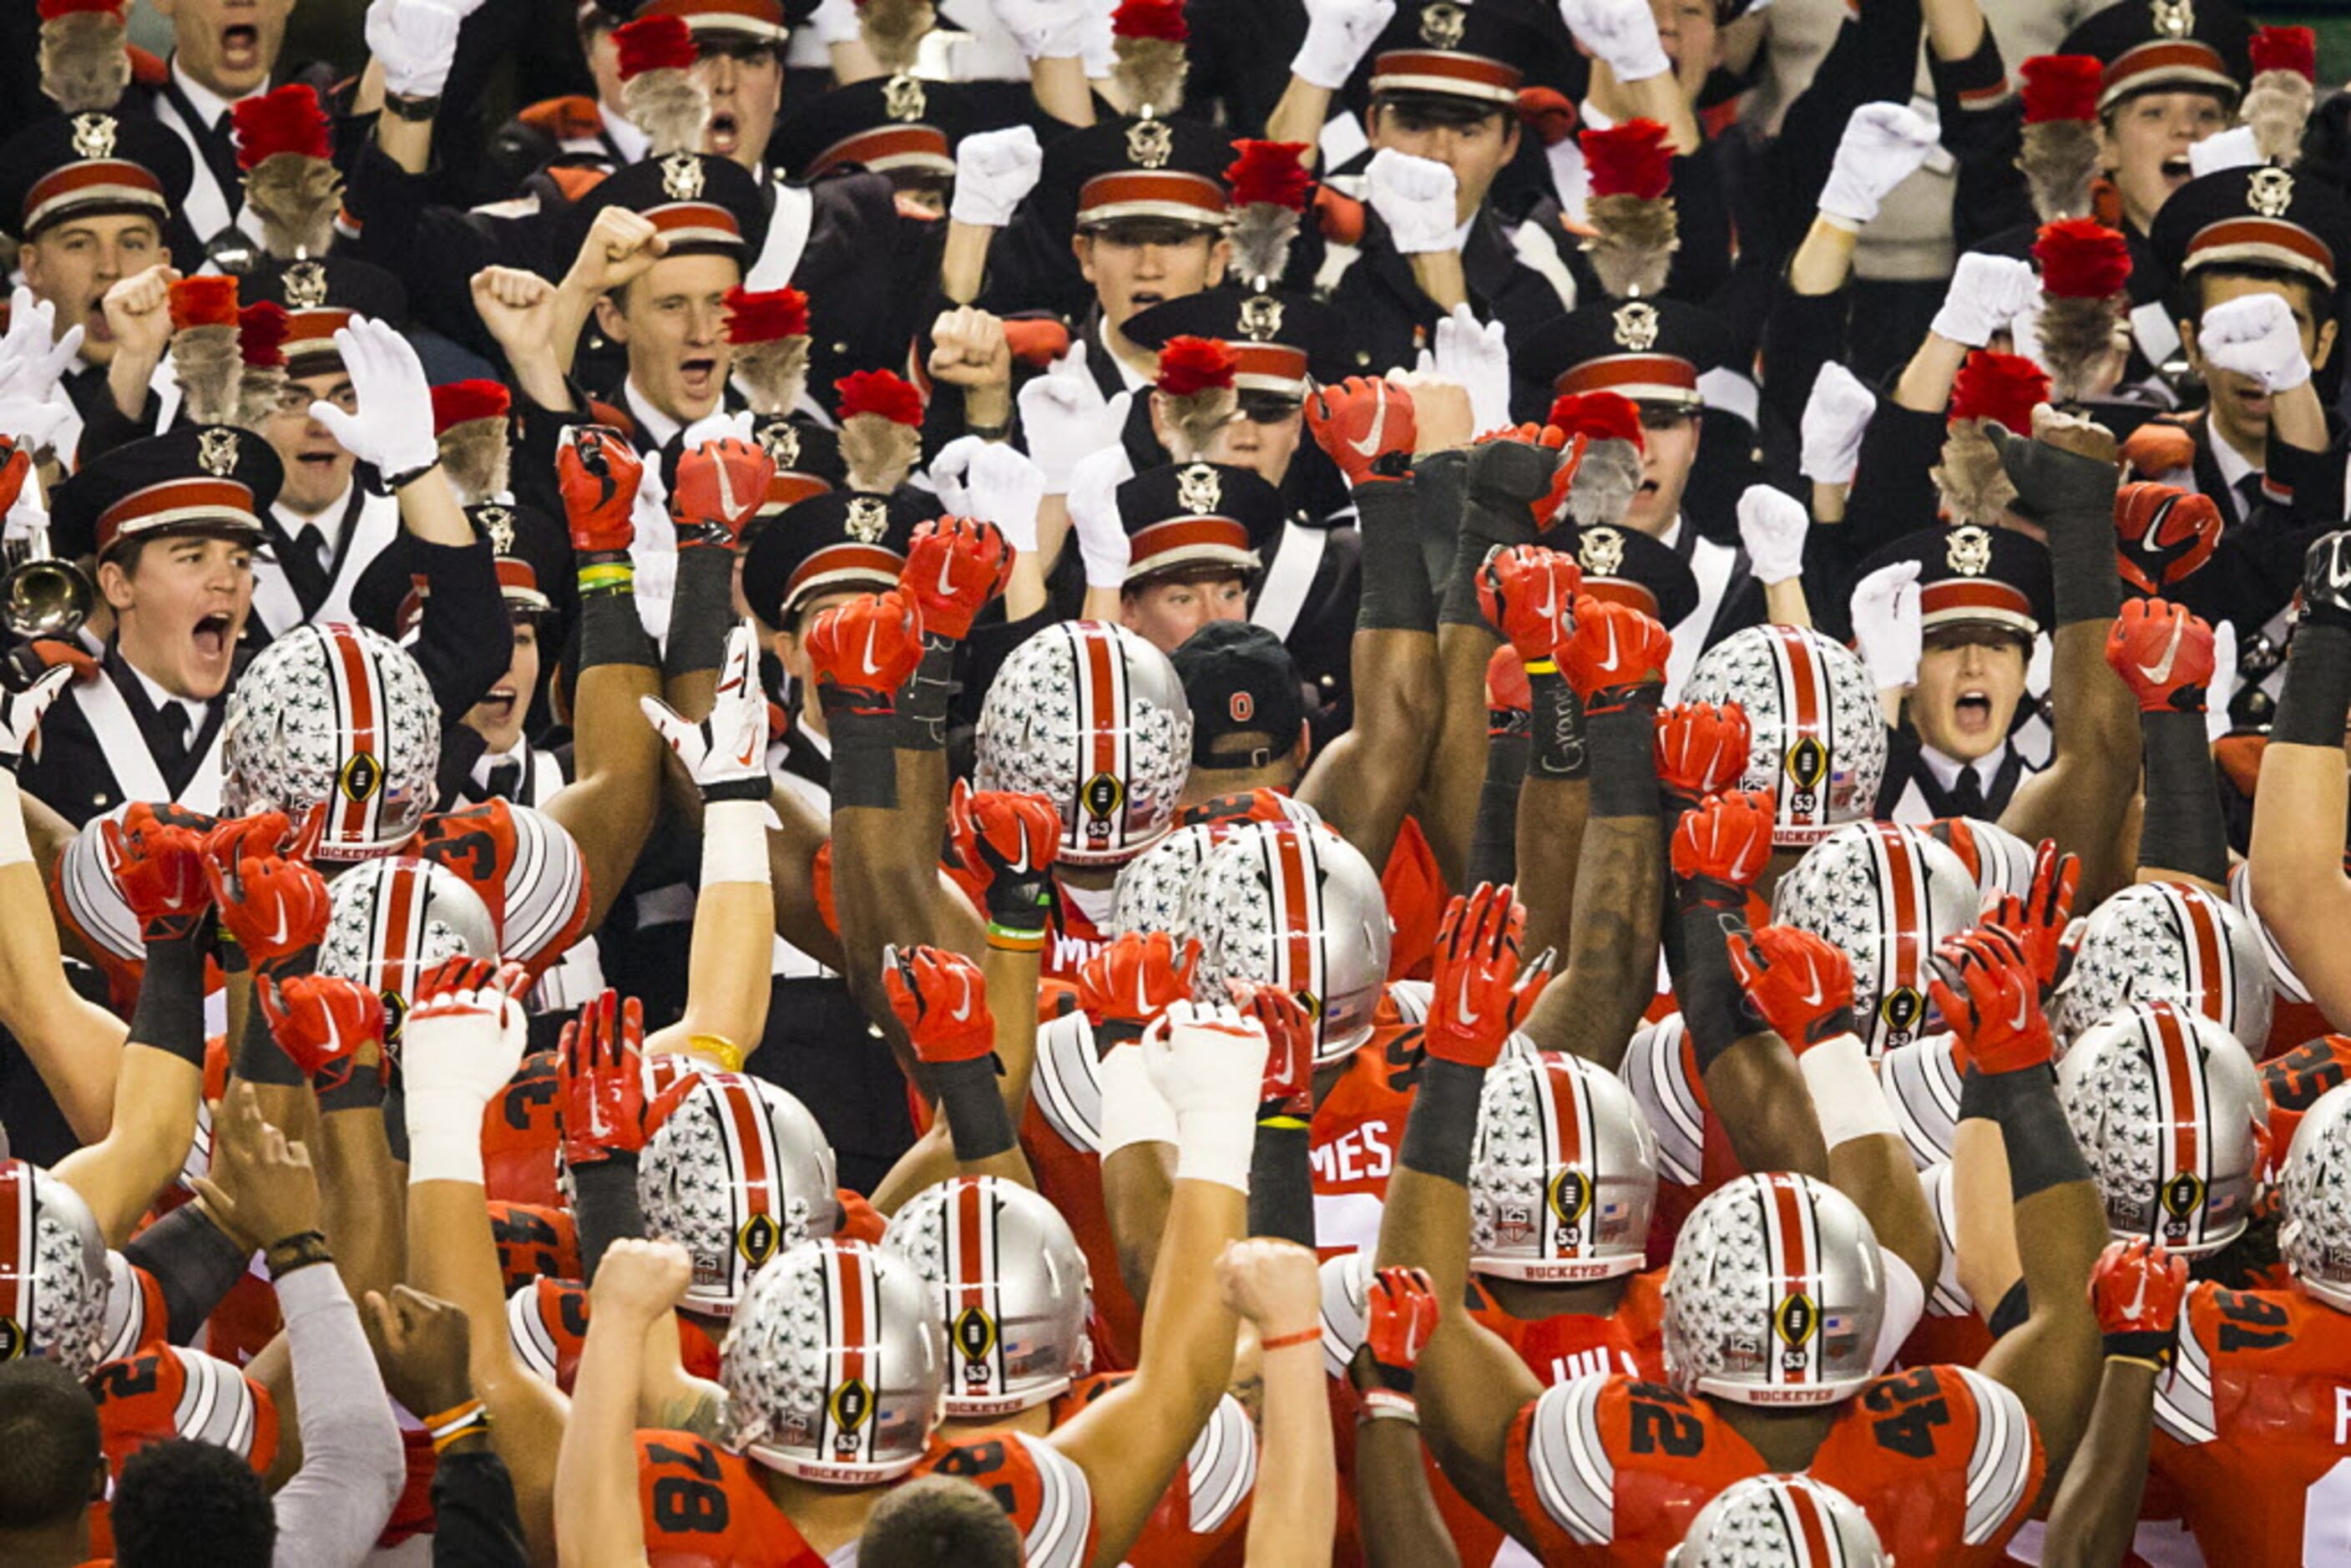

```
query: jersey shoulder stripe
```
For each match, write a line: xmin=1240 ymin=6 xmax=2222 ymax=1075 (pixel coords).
xmin=1185 ymin=1392 xmax=1258 ymax=1532
xmin=2152 ymin=1283 xmax=2220 ymax=1444
xmin=1032 ymin=1012 xmax=1104 ymax=1153
xmin=1528 ymin=1372 xmax=1617 ymax=1545
xmin=1016 ymin=1432 xmax=1093 ymax=1568
xmin=1950 ymin=1365 xmax=2035 ymax=1545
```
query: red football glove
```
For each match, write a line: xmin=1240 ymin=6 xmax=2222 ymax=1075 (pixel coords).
xmin=107 ymin=803 xmax=215 ymax=943
xmin=0 ymin=637 xmax=99 ymax=695
xmin=1989 ymin=838 xmax=2080 ymax=1001
xmin=1078 ymin=930 xmax=1201 ymax=1047
xmin=1469 ymin=423 xmax=1580 ymax=528
xmin=2115 ymin=482 xmax=2222 ymax=598
xmin=1558 ymin=597 xmax=1671 ymax=715
xmin=902 ymin=516 xmax=1014 ymax=640
xmin=1362 ymin=1265 xmax=1440 ymax=1399
xmin=558 ymin=989 xmax=648 ymax=1166
xmin=411 ymin=954 xmax=533 ymax=1012
xmin=2090 ymin=1237 xmax=2190 ymax=1367
xmin=1671 ymin=789 xmax=1775 ymax=900
xmin=1727 ymin=924 xmax=1856 ymax=1052
xmin=884 ymin=943 xmax=995 ymax=1065
xmin=1305 ymin=376 xmax=1416 ymax=488
xmin=670 ymin=436 xmax=774 ymax=549
xmin=1237 ymin=982 xmax=1314 ymax=1120
xmin=1485 ymin=645 xmax=1531 ymax=737
xmin=948 ymin=782 xmax=1062 ymax=933
xmin=556 ymin=426 xmax=642 ymax=555
xmin=1424 ymin=882 xmax=1551 ymax=1069
xmin=1653 ymin=701 xmax=1752 ymax=805
xmin=1930 ymin=928 xmax=2054 ymax=1076
xmin=2106 ymin=597 xmax=2214 ymax=714
xmin=806 ymin=589 xmax=923 ymax=713
xmin=1476 ymin=544 xmax=1580 ymax=665
xmin=209 ymin=853 xmax=331 ymax=969
xmin=257 ymin=973 xmax=383 ymax=1090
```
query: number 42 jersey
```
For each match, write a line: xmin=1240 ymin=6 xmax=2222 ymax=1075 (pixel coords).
xmin=1505 ymin=1367 xmax=2043 ymax=1566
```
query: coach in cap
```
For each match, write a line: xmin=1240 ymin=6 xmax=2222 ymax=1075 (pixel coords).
xmin=1856 ymin=522 xmax=2055 ymax=824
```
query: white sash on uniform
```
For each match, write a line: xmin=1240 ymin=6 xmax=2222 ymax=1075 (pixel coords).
xmin=1251 ymin=522 xmax=1325 ymax=641
xmin=252 ymin=489 xmax=402 ymax=639
xmin=149 ymin=93 xmax=265 ymax=257
xmin=525 ymin=750 xmax=608 ymax=1013
xmin=746 ymin=180 xmax=816 ymax=291
xmin=72 ymin=675 xmax=225 ymax=812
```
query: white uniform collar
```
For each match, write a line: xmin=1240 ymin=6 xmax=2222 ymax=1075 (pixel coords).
xmin=169 ymin=58 xmax=254 ymax=127
xmin=125 ymin=657 xmax=210 ymax=735
xmin=601 ymin=103 xmax=650 ymax=164
xmin=1918 ymin=739 xmax=2008 ymax=792
xmin=272 ymin=482 xmax=352 ymax=534
xmin=625 ymin=377 xmax=685 ymax=449
xmin=472 ymin=743 xmax=529 ymax=790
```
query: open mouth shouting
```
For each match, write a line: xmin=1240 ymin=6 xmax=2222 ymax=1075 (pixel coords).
xmin=1951 ymin=685 xmax=1995 ymax=737
xmin=192 ymin=612 xmax=234 ymax=667
xmin=220 ymin=22 xmax=262 ymax=73
xmin=705 ymin=109 xmax=741 ymax=159
xmin=2161 ymin=154 xmax=2194 ymax=190
xmin=678 ymin=354 xmax=721 ymax=403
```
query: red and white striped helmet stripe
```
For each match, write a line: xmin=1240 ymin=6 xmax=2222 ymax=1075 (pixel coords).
xmin=2146 ymin=1004 xmax=2219 ymax=1252
xmin=708 ymin=1077 xmax=786 ymax=1313
xmin=2158 ymin=883 xmax=2237 ymax=1034
xmin=1534 ymin=1056 xmax=1597 ymax=1267
xmin=1866 ymin=824 xmax=1932 ymax=1053
xmin=321 ymin=620 xmax=397 ymax=860
xmin=946 ymin=1177 xmax=1007 ymax=1402
xmin=1069 ymin=623 xmax=1137 ymax=861
xmin=1259 ymin=823 xmax=1327 ymax=1039
xmin=1767 ymin=627 xmax=1835 ymax=843
xmin=817 ymin=1242 xmax=882 ymax=1469
xmin=0 ymin=1163 xmax=31 ymax=1347
xmin=1757 ymin=1172 xmax=1824 ymax=1397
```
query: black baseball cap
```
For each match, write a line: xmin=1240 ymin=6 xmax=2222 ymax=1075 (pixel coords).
xmin=1170 ymin=620 xmax=1307 ymax=769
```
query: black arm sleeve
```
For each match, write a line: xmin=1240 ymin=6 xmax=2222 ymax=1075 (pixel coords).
xmin=120 ymin=1205 xmax=252 ymax=1347
xmin=409 ymin=538 xmax=515 ymax=723
xmin=572 ymin=1156 xmax=645 ymax=1285
xmin=428 ymin=1448 xmax=531 ymax=1568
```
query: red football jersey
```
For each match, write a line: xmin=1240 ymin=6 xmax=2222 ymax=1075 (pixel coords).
xmin=2151 ymin=1280 xmax=2351 ymax=1564
xmin=1469 ymin=1270 xmax=1669 ymax=1388
xmin=911 ymin=1429 xmax=1097 ymax=1568
xmin=1306 ymin=1020 xmax=1423 ymax=1259
xmin=635 ymin=1430 xmax=829 ymax=1567
xmin=2263 ymin=1036 xmax=2351 ymax=1165
xmin=512 ymin=1279 xmax=722 ymax=1394
xmin=1042 ymin=879 xmax=1115 ymax=983
xmin=1051 ymin=1374 xmax=1256 ymax=1566
xmin=1505 ymin=1368 xmax=2041 ymax=1565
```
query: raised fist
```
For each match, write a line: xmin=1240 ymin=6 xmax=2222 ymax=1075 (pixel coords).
xmin=1078 ymin=930 xmax=1201 ymax=1047
xmin=670 ymin=436 xmax=773 ymax=550
xmin=209 ymin=853 xmax=331 ymax=969
xmin=107 ymin=803 xmax=215 ymax=943
xmin=559 ymin=989 xmax=647 ymax=1167
xmin=1727 ymin=924 xmax=1856 ymax=1051
xmin=1653 ymin=701 xmax=1751 ymax=805
xmin=1671 ymin=789 xmax=1775 ymax=898
xmin=1424 ymin=882 xmax=1550 ymax=1069
xmin=948 ymin=782 xmax=1061 ymax=933
xmin=1361 ymin=1265 xmax=1440 ymax=1400
xmin=557 ymin=426 xmax=642 ymax=555
xmin=2090 ymin=1237 xmax=2190 ymax=1367
xmin=806 ymin=589 xmax=923 ymax=712
xmin=1477 ymin=544 xmax=1580 ymax=664
xmin=1559 ymin=597 xmax=1670 ymax=715
xmin=902 ymin=516 xmax=1014 ymax=640
xmin=884 ymin=944 xmax=995 ymax=1065
xmin=2105 ymin=597 xmax=2214 ymax=714
xmin=258 ymin=973 xmax=383 ymax=1089
xmin=1486 ymin=646 xmax=1530 ymax=735
xmin=1238 ymin=982 xmax=1314 ymax=1120
xmin=1305 ymin=376 xmax=1416 ymax=488
xmin=2115 ymin=482 xmax=2221 ymax=598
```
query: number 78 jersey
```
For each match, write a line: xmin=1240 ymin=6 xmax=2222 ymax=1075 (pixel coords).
xmin=1505 ymin=1367 xmax=2042 ymax=1565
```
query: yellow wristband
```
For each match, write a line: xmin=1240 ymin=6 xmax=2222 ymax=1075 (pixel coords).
xmin=1522 ymin=657 xmax=1558 ymax=676
xmin=686 ymin=1034 xmax=746 ymax=1073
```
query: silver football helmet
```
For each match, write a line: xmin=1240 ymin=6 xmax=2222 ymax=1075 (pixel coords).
xmin=882 ymin=1176 xmax=1093 ymax=1417
xmin=1110 ymin=822 xmax=1228 ymax=941
xmin=720 ymin=1238 xmax=947 ymax=1484
xmin=222 ymin=621 xmax=442 ymax=862
xmin=1772 ymin=822 xmax=1980 ymax=1057
xmin=0 ymin=1160 xmax=112 ymax=1380
xmin=1471 ymin=1053 xmax=1659 ymax=1282
xmin=1683 ymin=625 xmax=1886 ymax=847
xmin=973 ymin=620 xmax=1193 ymax=866
xmin=1666 ymin=1474 xmax=1888 ymax=1567
xmin=2059 ymin=1002 xmax=2266 ymax=1257
xmin=1939 ymin=817 xmax=2035 ymax=908
xmin=2229 ymin=859 xmax=2313 ymax=1008
xmin=2279 ymin=1082 xmax=2351 ymax=1313
xmin=639 ymin=1071 xmax=839 ymax=1317
xmin=410 ymin=800 xmax=590 ymax=982
xmin=1191 ymin=821 xmax=1392 ymax=1064
xmin=2054 ymin=881 xmax=2273 ymax=1054
xmin=1662 ymin=1173 xmax=1886 ymax=1407
xmin=316 ymin=855 xmax=499 ymax=1052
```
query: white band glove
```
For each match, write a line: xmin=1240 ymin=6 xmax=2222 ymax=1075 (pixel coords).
xmin=2188 ymin=125 xmax=2261 ymax=178
xmin=2207 ymin=619 xmax=2237 ymax=746
xmin=1930 ymin=252 xmax=2041 ymax=349
xmin=640 ymin=622 xmax=770 ymax=802
xmin=402 ymin=969 xmax=530 ymax=1185
xmin=1292 ymin=0 xmax=1397 ymax=91
xmin=986 ymin=0 xmax=1090 ymax=60
xmin=1555 ymin=0 xmax=1671 ymax=83
xmin=1799 ymin=361 xmax=1876 ymax=484
xmin=2197 ymin=291 xmax=2312 ymax=392
xmin=366 ymin=0 xmax=471 ymax=99
xmin=1736 ymin=484 xmax=1810 ymax=587
xmin=1098 ymin=1037 xmax=1180 ymax=1156
xmin=1849 ymin=559 xmax=1922 ymax=692
xmin=1143 ymin=1000 xmax=1269 ymax=1192
xmin=950 ymin=126 xmax=1044 ymax=229
xmin=809 ymin=0 xmax=863 ymax=46
xmin=1817 ymin=102 xmax=1940 ymax=229
xmin=1430 ymin=304 xmax=1511 ymax=435
xmin=1367 ymin=149 xmax=1459 ymax=255
xmin=1066 ymin=444 xmax=1133 ymax=588
xmin=311 ymin=317 xmax=441 ymax=478
xmin=964 ymin=440 xmax=1048 ymax=554
xmin=1016 ymin=341 xmax=1123 ymax=493
xmin=680 ymin=408 xmax=756 ymax=450
xmin=0 ymin=286 xmax=85 ymax=453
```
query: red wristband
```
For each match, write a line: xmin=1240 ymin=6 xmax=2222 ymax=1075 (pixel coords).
xmin=1260 ymin=1326 xmax=1320 ymax=1351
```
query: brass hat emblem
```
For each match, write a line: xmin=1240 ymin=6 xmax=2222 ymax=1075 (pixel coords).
xmin=883 ymin=73 xmax=927 ymax=123
xmin=1177 ymin=462 xmax=1223 ymax=514
xmin=2151 ymin=0 xmax=2193 ymax=38
xmin=70 ymin=114 xmax=117 ymax=160
xmin=845 ymin=494 xmax=889 ymax=544
xmin=1578 ymin=525 xmax=1626 ymax=578
xmin=283 ymin=260 xmax=329 ymax=310
xmin=659 ymin=151 xmax=705 ymax=201
xmin=1238 ymin=293 xmax=1284 ymax=342
xmin=1126 ymin=117 xmax=1174 ymax=171
xmin=2249 ymin=166 xmax=2295 ymax=220
xmin=477 ymin=504 xmax=516 ymax=555
xmin=1420 ymin=1 xmax=1467 ymax=49
xmin=1612 ymin=301 xmax=1660 ymax=352
xmin=1946 ymin=524 xmax=1993 ymax=576
xmin=760 ymin=421 xmax=802 ymax=469
xmin=197 ymin=427 xmax=240 ymax=478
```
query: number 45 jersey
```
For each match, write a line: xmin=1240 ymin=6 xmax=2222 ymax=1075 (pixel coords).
xmin=1505 ymin=1367 xmax=2043 ymax=1566
xmin=2153 ymin=1281 xmax=2351 ymax=1565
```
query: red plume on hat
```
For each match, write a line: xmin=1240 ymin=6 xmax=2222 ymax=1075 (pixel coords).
xmin=235 ymin=301 xmax=288 ymax=432
xmin=2034 ymin=218 xmax=2131 ymax=299
xmin=1516 ymin=86 xmax=1579 ymax=149
xmin=726 ymin=288 xmax=812 ymax=417
xmin=835 ymin=371 xmax=924 ymax=493
xmin=1152 ymin=336 xmax=1237 ymax=462
xmin=1226 ymin=140 xmax=1310 ymax=286
xmin=1934 ymin=349 xmax=2050 ymax=524
xmin=1112 ymin=0 xmax=1188 ymax=114
xmin=2034 ymin=218 xmax=2131 ymax=402
xmin=232 ymin=84 xmax=341 ymax=261
xmin=433 ymin=381 xmax=514 ymax=505
xmin=1155 ymin=336 xmax=1236 ymax=397
xmin=37 ymin=0 xmax=128 ymax=115
xmin=2247 ymin=26 xmax=2318 ymax=167
xmin=2018 ymin=55 xmax=2103 ymax=220
xmin=614 ymin=15 xmax=710 ymax=156
xmin=1580 ymin=119 xmax=1678 ymax=300
xmin=1548 ymin=390 xmax=1646 ymax=525
xmin=1548 ymin=392 xmax=1645 ymax=452
xmin=169 ymin=277 xmax=244 ymax=430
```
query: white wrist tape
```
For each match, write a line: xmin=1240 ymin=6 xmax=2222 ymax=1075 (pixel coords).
xmin=700 ymin=799 xmax=774 ymax=888
xmin=404 ymin=1090 xmax=490 ymax=1186
xmin=1097 ymin=1042 xmax=1179 ymax=1157
xmin=1798 ymin=1031 xmax=1903 ymax=1150
xmin=1172 ymin=1105 xmax=1256 ymax=1195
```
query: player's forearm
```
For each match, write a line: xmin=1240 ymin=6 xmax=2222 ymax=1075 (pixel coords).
xmin=407 ymin=1181 xmax=527 ymax=1391
xmin=1301 ymin=628 xmax=1439 ymax=868
xmin=2040 ymin=1359 xmax=2157 ymax=1568
xmin=1420 ymin=623 xmax=1504 ymax=887
xmin=550 ymin=662 xmax=662 ymax=933
xmin=1703 ymin=1035 xmax=1832 ymax=1180
xmin=2004 ymin=621 xmax=2136 ymax=906
xmin=1951 ymin=1119 xmax=2023 ymax=1318
xmin=318 ymin=1105 xmax=407 ymax=1312
xmin=669 ymin=882 xmax=774 ymax=1063
xmin=53 ymin=1046 xmax=200 ymax=1245
xmin=983 ymin=943 xmax=1043 ymax=1120
xmin=1128 ymin=1181 xmax=1245 ymax=1418
xmin=558 ymin=1315 xmax=656 ymax=1568
xmin=1374 ymin=1166 xmax=1474 ymax=1321
xmin=1353 ymin=1416 xmax=1454 ymax=1568
xmin=1827 ymin=1134 xmax=1940 ymax=1291
xmin=1102 ymin=1140 xmax=1176 ymax=1323
xmin=2250 ymin=623 xmax=2351 ymax=987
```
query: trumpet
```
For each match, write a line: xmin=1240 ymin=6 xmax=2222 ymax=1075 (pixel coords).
xmin=0 ymin=529 xmax=94 ymax=641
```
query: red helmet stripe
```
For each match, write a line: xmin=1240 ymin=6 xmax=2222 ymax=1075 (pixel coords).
xmin=373 ymin=862 xmax=420 ymax=1005
xmin=2148 ymin=1005 xmax=2212 ymax=1245
xmin=2172 ymin=886 xmax=2230 ymax=1028
xmin=827 ymin=1245 xmax=872 ymax=1464
xmin=713 ymin=1078 xmax=779 ymax=1242
xmin=1872 ymin=825 xmax=1924 ymax=1006
xmin=0 ymin=1164 xmax=28 ymax=1332
xmin=1762 ymin=1174 xmax=1820 ymax=1389
xmin=325 ymin=625 xmax=388 ymax=852
xmin=1780 ymin=1481 xmax=1838 ymax=1565
xmin=1271 ymin=827 xmax=1317 ymax=1004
